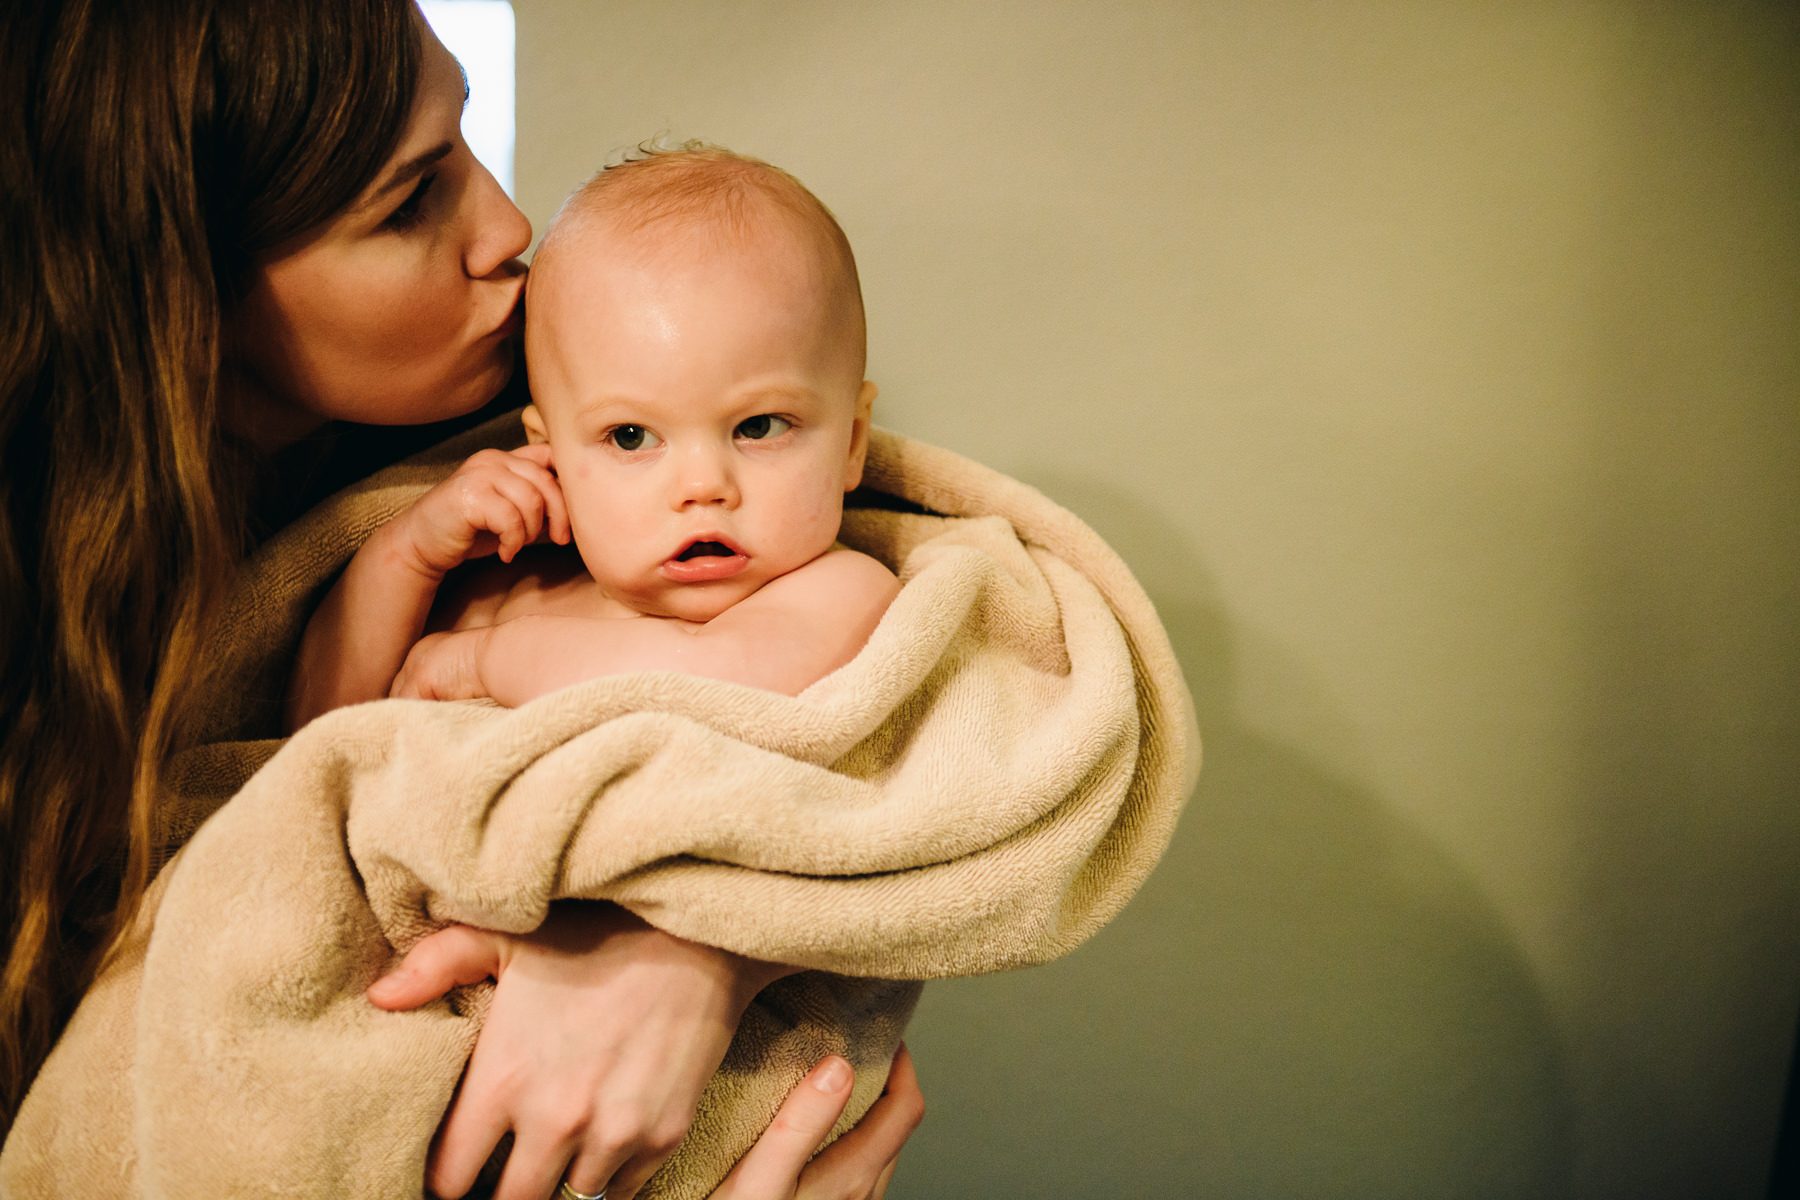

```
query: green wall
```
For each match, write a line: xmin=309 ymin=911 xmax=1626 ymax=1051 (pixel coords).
xmin=512 ymin=3 xmax=1800 ymax=1195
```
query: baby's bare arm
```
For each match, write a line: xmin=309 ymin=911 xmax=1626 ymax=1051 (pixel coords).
xmin=285 ymin=521 xmax=450 ymax=730
xmin=417 ymin=549 xmax=899 ymax=706
xmin=285 ymin=447 xmax=569 ymax=731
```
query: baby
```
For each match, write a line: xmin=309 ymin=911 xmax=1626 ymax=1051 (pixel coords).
xmin=285 ymin=147 xmax=898 ymax=727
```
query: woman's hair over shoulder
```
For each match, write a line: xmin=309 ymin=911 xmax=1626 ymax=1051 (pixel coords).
xmin=0 ymin=0 xmax=420 ymax=1134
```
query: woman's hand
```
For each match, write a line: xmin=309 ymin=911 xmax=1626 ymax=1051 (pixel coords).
xmin=710 ymin=1045 xmax=924 ymax=1200
xmin=367 ymin=902 xmax=791 ymax=1200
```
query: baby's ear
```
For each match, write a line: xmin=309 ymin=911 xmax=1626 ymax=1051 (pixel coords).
xmin=843 ymin=380 xmax=877 ymax=492
xmin=521 ymin=404 xmax=549 ymax=445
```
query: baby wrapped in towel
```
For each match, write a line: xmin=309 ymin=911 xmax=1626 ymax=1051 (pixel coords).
xmin=284 ymin=144 xmax=909 ymax=1200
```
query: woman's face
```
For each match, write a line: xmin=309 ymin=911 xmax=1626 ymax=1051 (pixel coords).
xmin=227 ymin=16 xmax=531 ymax=448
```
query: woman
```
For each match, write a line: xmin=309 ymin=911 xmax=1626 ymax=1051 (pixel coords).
xmin=0 ymin=1 xmax=918 ymax=1197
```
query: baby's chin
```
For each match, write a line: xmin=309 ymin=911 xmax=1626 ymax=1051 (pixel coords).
xmin=634 ymin=582 xmax=759 ymax=624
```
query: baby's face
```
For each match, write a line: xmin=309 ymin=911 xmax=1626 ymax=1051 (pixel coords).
xmin=524 ymin=220 xmax=871 ymax=623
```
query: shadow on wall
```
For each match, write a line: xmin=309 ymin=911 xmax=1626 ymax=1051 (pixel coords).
xmin=891 ymin=474 xmax=1575 ymax=1200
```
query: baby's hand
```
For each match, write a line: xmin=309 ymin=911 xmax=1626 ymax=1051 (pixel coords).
xmin=392 ymin=445 xmax=570 ymax=580
xmin=391 ymin=628 xmax=492 ymax=701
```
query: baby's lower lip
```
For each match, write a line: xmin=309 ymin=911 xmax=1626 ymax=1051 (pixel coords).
xmin=661 ymin=553 xmax=750 ymax=583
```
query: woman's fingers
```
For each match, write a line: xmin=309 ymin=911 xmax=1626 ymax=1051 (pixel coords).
xmin=365 ymin=924 xmax=504 ymax=1011
xmin=369 ymin=922 xmax=922 ymax=1200
xmin=432 ymin=1046 xmax=921 ymax=1200
xmin=869 ymin=1156 xmax=899 ymax=1200
xmin=710 ymin=1056 xmax=856 ymax=1199
xmin=796 ymin=1045 xmax=922 ymax=1199
xmin=368 ymin=926 xmax=517 ymax=1198
xmin=709 ymin=1046 xmax=923 ymax=1200
xmin=561 ymin=1144 xmax=624 ymax=1200
xmin=425 ymin=1081 xmax=515 ymax=1200
xmin=489 ymin=1131 xmax=579 ymax=1200
xmin=427 ymin=906 xmax=748 ymax=1200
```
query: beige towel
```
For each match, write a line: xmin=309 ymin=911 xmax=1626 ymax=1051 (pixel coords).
xmin=1 ymin=416 xmax=1198 ymax=1199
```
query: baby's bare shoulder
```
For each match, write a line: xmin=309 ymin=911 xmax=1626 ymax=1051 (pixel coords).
xmin=707 ymin=549 xmax=897 ymax=690
xmin=751 ymin=547 xmax=898 ymax=615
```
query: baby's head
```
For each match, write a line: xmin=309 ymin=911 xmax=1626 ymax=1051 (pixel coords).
xmin=523 ymin=145 xmax=875 ymax=622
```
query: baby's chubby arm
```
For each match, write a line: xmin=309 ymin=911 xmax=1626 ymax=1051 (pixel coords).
xmin=283 ymin=446 xmax=570 ymax=731
xmin=392 ymin=549 xmax=900 ymax=705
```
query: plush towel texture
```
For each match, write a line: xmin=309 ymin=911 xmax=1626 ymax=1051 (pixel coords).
xmin=1 ymin=416 xmax=1198 ymax=1199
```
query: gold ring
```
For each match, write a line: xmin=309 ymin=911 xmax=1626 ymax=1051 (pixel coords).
xmin=558 ymin=1182 xmax=606 ymax=1200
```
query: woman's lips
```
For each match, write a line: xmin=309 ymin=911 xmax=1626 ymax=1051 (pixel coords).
xmin=492 ymin=295 xmax=524 ymax=340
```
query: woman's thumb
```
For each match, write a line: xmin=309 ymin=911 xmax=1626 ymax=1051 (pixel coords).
xmin=710 ymin=1056 xmax=854 ymax=1198
xmin=365 ymin=924 xmax=503 ymax=1011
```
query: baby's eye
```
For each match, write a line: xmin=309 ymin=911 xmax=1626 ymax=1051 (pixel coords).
xmin=607 ymin=424 xmax=661 ymax=452
xmin=734 ymin=414 xmax=792 ymax=441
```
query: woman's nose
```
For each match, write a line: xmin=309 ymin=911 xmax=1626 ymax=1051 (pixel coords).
xmin=671 ymin=443 xmax=741 ymax=510
xmin=464 ymin=162 xmax=533 ymax=279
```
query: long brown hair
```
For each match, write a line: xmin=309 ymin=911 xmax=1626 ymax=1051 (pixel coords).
xmin=0 ymin=0 xmax=420 ymax=1131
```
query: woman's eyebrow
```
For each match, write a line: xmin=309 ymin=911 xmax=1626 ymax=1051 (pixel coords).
xmin=356 ymin=142 xmax=454 ymax=212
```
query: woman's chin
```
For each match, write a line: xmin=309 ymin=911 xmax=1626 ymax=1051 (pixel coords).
xmin=385 ymin=355 xmax=516 ymax=427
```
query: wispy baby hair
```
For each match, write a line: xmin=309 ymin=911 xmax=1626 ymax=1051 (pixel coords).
xmin=537 ymin=141 xmax=865 ymax=349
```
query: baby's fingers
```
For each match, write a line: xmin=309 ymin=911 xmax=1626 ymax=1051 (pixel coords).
xmin=391 ymin=630 xmax=488 ymax=701
xmin=503 ymin=444 xmax=571 ymax=547
xmin=477 ymin=469 xmax=553 ymax=563
xmin=389 ymin=633 xmax=438 ymax=699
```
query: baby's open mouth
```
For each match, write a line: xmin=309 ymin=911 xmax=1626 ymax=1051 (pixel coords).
xmin=675 ymin=540 xmax=735 ymax=562
xmin=662 ymin=538 xmax=750 ymax=584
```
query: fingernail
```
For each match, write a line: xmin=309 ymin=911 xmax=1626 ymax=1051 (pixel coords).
xmin=813 ymin=1056 xmax=852 ymax=1093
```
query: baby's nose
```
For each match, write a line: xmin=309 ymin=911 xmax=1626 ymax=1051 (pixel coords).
xmin=671 ymin=444 xmax=740 ymax=509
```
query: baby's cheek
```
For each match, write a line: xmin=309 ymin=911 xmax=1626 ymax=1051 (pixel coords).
xmin=557 ymin=464 xmax=609 ymax=536
xmin=572 ymin=542 xmax=609 ymax=587
xmin=802 ymin=493 xmax=848 ymax=552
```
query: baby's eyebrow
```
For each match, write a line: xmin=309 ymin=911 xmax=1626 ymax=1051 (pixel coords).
xmin=570 ymin=400 xmax=639 ymax=436
xmin=735 ymin=385 xmax=821 ymax=410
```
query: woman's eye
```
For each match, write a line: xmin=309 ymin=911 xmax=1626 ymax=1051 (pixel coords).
xmin=381 ymin=173 xmax=437 ymax=231
xmin=735 ymin=414 xmax=792 ymax=441
xmin=607 ymin=424 xmax=660 ymax=452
